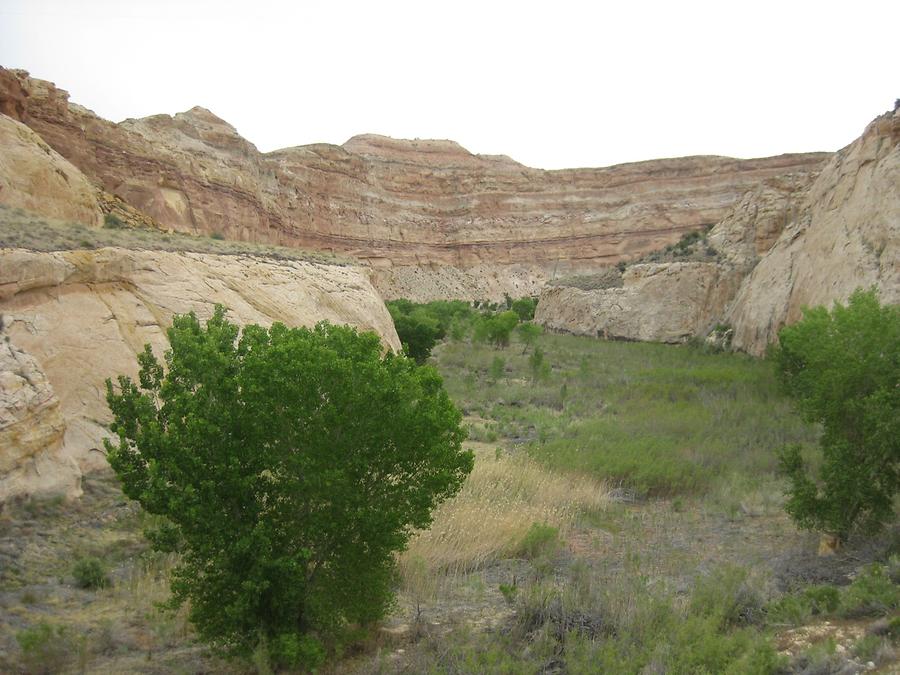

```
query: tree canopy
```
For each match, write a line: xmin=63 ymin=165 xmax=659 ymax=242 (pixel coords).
xmin=104 ymin=307 xmax=472 ymax=669
xmin=772 ymin=289 xmax=899 ymax=540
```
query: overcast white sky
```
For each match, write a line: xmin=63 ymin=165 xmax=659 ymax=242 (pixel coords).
xmin=1 ymin=0 xmax=897 ymax=169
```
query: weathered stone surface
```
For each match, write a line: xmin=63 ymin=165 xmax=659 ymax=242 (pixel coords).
xmin=0 ymin=114 xmax=101 ymax=226
xmin=0 ymin=247 xmax=400 ymax=503
xmin=537 ymin=108 xmax=898 ymax=350
xmin=537 ymin=263 xmax=742 ymax=343
xmin=534 ymin=171 xmax=817 ymax=341
xmin=0 ymin=68 xmax=829 ymax=301
xmin=0 ymin=334 xmax=77 ymax=502
xmin=727 ymin=108 xmax=900 ymax=354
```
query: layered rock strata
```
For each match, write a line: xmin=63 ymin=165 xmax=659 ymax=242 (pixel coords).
xmin=537 ymin=108 xmax=899 ymax=353
xmin=0 ymin=68 xmax=830 ymax=300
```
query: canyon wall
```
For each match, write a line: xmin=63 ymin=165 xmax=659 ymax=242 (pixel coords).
xmin=0 ymin=246 xmax=400 ymax=503
xmin=0 ymin=111 xmax=400 ymax=502
xmin=0 ymin=67 xmax=830 ymax=301
xmin=537 ymin=107 xmax=900 ymax=353
xmin=726 ymin=109 xmax=900 ymax=354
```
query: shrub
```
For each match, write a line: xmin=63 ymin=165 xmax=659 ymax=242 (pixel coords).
xmin=515 ymin=523 xmax=560 ymax=559
xmin=516 ymin=321 xmax=542 ymax=353
xmin=210 ymin=230 xmax=225 ymax=240
xmin=773 ymin=289 xmax=899 ymax=540
xmin=840 ymin=563 xmax=900 ymax=618
xmin=104 ymin=307 xmax=472 ymax=668
xmin=390 ymin=309 xmax=442 ymax=363
xmin=103 ymin=212 xmax=125 ymax=229
xmin=489 ymin=356 xmax=505 ymax=383
xmin=72 ymin=557 xmax=110 ymax=590
xmin=16 ymin=622 xmax=73 ymax=674
xmin=511 ymin=297 xmax=538 ymax=321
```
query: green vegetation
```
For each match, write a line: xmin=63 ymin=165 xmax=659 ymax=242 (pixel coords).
xmin=393 ymin=564 xmax=784 ymax=673
xmin=16 ymin=622 xmax=78 ymax=675
xmin=514 ymin=522 xmax=560 ymax=559
xmin=386 ymin=299 xmax=473 ymax=362
xmin=387 ymin=298 xmax=538 ymax=361
xmin=510 ymin=296 xmax=538 ymax=321
xmin=437 ymin=330 xmax=815 ymax=498
xmin=72 ymin=557 xmax=110 ymax=590
xmin=102 ymin=212 xmax=125 ymax=229
xmin=773 ymin=288 xmax=900 ymax=540
xmin=103 ymin=306 xmax=472 ymax=670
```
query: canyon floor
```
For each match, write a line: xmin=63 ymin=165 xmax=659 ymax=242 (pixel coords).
xmin=1 ymin=331 xmax=897 ymax=674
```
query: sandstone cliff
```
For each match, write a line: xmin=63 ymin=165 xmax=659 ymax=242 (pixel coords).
xmin=0 ymin=67 xmax=829 ymax=301
xmin=0 ymin=114 xmax=102 ymax=226
xmin=0 ymin=104 xmax=401 ymax=502
xmin=536 ymin=108 xmax=899 ymax=352
xmin=0 ymin=246 xmax=400 ymax=503
xmin=727 ymin=108 xmax=900 ymax=354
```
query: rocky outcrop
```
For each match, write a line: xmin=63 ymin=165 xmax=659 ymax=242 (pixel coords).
xmin=727 ymin=109 xmax=900 ymax=354
xmin=535 ymin=172 xmax=817 ymax=342
xmin=537 ymin=263 xmax=743 ymax=343
xmin=0 ymin=335 xmax=76 ymax=502
xmin=0 ymin=67 xmax=830 ymax=301
xmin=537 ymin=108 xmax=899 ymax=352
xmin=0 ymin=114 xmax=102 ymax=226
xmin=0 ymin=246 xmax=400 ymax=503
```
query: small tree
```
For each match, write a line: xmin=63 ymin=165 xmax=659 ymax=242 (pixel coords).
xmin=489 ymin=356 xmax=506 ymax=383
xmin=772 ymin=289 xmax=899 ymax=541
xmin=517 ymin=322 xmax=542 ymax=354
xmin=486 ymin=310 xmax=519 ymax=349
xmin=391 ymin=310 xmax=442 ymax=363
xmin=511 ymin=297 xmax=538 ymax=321
xmin=104 ymin=307 xmax=472 ymax=669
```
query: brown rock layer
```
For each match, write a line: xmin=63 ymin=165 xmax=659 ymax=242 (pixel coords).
xmin=1 ymin=67 xmax=829 ymax=299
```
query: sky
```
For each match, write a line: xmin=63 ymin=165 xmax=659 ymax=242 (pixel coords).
xmin=1 ymin=0 xmax=897 ymax=170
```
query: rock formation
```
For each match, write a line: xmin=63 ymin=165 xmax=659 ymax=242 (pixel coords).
xmin=0 ymin=334 xmax=74 ymax=502
xmin=0 ymin=105 xmax=401 ymax=502
xmin=0 ymin=246 xmax=400 ymax=502
xmin=0 ymin=67 xmax=829 ymax=301
xmin=727 ymin=109 xmax=900 ymax=354
xmin=0 ymin=114 xmax=102 ymax=226
xmin=536 ymin=107 xmax=899 ymax=353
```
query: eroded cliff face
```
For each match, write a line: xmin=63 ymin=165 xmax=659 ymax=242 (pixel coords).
xmin=537 ymin=108 xmax=899 ymax=352
xmin=727 ymin=109 xmax=900 ymax=354
xmin=0 ymin=247 xmax=400 ymax=502
xmin=0 ymin=68 xmax=830 ymax=301
xmin=0 ymin=97 xmax=402 ymax=502
xmin=535 ymin=172 xmax=817 ymax=342
xmin=0 ymin=114 xmax=102 ymax=226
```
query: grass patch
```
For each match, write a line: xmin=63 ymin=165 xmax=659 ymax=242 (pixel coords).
xmin=400 ymin=447 xmax=607 ymax=575
xmin=433 ymin=331 xmax=816 ymax=499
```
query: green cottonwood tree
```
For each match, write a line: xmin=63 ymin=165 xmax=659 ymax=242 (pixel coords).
xmin=773 ymin=289 xmax=899 ymax=540
xmin=105 ymin=307 xmax=472 ymax=669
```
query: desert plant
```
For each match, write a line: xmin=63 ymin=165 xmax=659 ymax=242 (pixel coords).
xmin=103 ymin=212 xmax=125 ymax=229
xmin=515 ymin=522 xmax=560 ymax=559
xmin=72 ymin=556 xmax=110 ymax=590
xmin=16 ymin=622 xmax=73 ymax=674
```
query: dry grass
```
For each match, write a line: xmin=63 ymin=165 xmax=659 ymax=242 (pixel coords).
xmin=401 ymin=444 xmax=608 ymax=576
